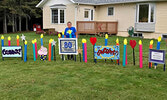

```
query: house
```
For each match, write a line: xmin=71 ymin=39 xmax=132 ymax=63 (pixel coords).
xmin=36 ymin=0 xmax=167 ymax=39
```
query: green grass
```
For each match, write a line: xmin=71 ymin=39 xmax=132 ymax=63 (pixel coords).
xmin=0 ymin=32 xmax=167 ymax=100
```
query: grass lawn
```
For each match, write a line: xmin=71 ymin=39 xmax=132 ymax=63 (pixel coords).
xmin=0 ymin=32 xmax=167 ymax=100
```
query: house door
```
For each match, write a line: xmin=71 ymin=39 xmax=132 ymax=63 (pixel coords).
xmin=84 ymin=9 xmax=94 ymax=21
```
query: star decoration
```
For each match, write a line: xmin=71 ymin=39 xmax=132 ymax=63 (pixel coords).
xmin=77 ymin=47 xmax=82 ymax=54
xmin=52 ymin=40 xmax=57 ymax=46
xmin=21 ymin=34 xmax=26 ymax=41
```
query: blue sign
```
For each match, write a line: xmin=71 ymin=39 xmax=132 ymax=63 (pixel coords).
xmin=59 ymin=38 xmax=78 ymax=55
xmin=2 ymin=46 xmax=23 ymax=58
xmin=94 ymin=46 xmax=119 ymax=60
xmin=149 ymin=49 xmax=166 ymax=64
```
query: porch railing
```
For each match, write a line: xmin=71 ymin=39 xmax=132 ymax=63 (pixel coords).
xmin=76 ymin=21 xmax=118 ymax=35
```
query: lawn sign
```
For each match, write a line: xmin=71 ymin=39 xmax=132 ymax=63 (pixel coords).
xmin=58 ymin=38 xmax=78 ymax=61
xmin=1 ymin=35 xmax=26 ymax=61
xmin=149 ymin=49 xmax=166 ymax=71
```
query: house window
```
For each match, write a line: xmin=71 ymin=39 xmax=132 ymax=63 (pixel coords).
xmin=84 ymin=10 xmax=89 ymax=18
xmin=52 ymin=9 xmax=65 ymax=24
xmin=137 ymin=3 xmax=155 ymax=23
xmin=108 ymin=7 xmax=114 ymax=16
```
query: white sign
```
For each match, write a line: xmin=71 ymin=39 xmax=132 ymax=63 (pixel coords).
xmin=2 ymin=46 xmax=22 ymax=58
xmin=58 ymin=38 xmax=78 ymax=55
xmin=151 ymin=52 xmax=163 ymax=61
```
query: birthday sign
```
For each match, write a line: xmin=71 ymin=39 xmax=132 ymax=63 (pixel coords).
xmin=59 ymin=38 xmax=78 ymax=55
xmin=94 ymin=46 xmax=119 ymax=59
xmin=2 ymin=46 xmax=23 ymax=58
xmin=149 ymin=49 xmax=165 ymax=64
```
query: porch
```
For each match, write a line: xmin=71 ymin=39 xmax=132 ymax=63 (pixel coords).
xmin=76 ymin=21 xmax=118 ymax=35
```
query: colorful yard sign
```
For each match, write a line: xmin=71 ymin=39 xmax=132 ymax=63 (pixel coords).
xmin=149 ymin=49 xmax=166 ymax=71
xmin=94 ymin=46 xmax=119 ymax=60
xmin=59 ymin=38 xmax=78 ymax=55
xmin=2 ymin=46 xmax=23 ymax=60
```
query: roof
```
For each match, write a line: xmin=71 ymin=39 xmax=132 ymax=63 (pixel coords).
xmin=73 ymin=0 xmax=167 ymax=5
xmin=36 ymin=0 xmax=166 ymax=7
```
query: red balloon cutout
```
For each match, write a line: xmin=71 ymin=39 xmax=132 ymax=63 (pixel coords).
xmin=90 ymin=37 xmax=97 ymax=45
xmin=130 ymin=40 xmax=137 ymax=49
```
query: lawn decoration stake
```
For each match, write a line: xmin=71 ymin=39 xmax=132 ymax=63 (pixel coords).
xmin=149 ymin=40 xmax=154 ymax=68
xmin=38 ymin=46 xmax=48 ymax=61
xmin=130 ymin=40 xmax=137 ymax=65
xmin=8 ymin=36 xmax=11 ymax=46
xmin=52 ymin=40 xmax=56 ymax=61
xmin=90 ymin=37 xmax=97 ymax=62
xmin=154 ymin=37 xmax=162 ymax=69
xmin=82 ymin=39 xmax=87 ymax=63
xmin=34 ymin=39 xmax=38 ymax=59
xmin=40 ymin=34 xmax=43 ymax=46
xmin=16 ymin=35 xmax=19 ymax=46
xmin=84 ymin=39 xmax=87 ymax=63
xmin=105 ymin=34 xmax=108 ymax=46
xmin=24 ymin=40 xmax=27 ymax=62
xmin=139 ymin=40 xmax=143 ymax=68
xmin=1 ymin=35 xmax=4 ymax=47
xmin=51 ymin=39 xmax=54 ymax=60
xmin=116 ymin=38 xmax=120 ymax=65
xmin=48 ymin=39 xmax=52 ymax=61
xmin=32 ymin=40 xmax=36 ymax=61
xmin=123 ymin=39 xmax=127 ymax=67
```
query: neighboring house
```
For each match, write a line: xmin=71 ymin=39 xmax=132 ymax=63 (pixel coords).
xmin=36 ymin=0 xmax=167 ymax=39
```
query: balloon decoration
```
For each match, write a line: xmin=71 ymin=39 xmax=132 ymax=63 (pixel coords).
xmin=130 ymin=40 xmax=137 ymax=65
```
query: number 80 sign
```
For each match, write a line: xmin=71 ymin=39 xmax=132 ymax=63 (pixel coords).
xmin=59 ymin=38 xmax=78 ymax=55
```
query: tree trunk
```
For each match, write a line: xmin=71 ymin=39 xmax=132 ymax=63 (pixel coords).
xmin=12 ymin=15 xmax=15 ymax=33
xmin=3 ymin=9 xmax=7 ymax=33
xmin=15 ymin=15 xmax=17 ymax=32
xmin=19 ymin=16 xmax=22 ymax=31
xmin=26 ymin=16 xmax=29 ymax=31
